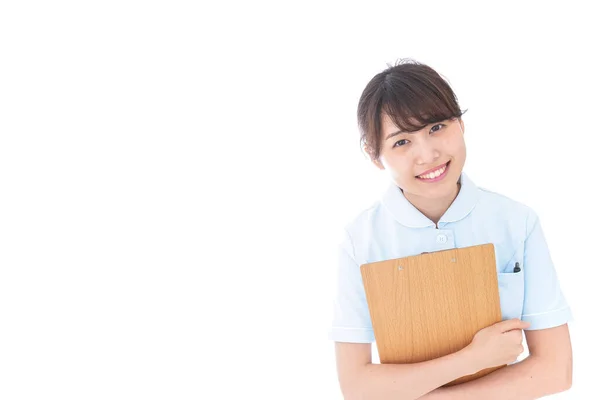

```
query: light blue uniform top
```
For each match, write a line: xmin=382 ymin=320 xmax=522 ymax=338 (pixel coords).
xmin=329 ymin=171 xmax=573 ymax=343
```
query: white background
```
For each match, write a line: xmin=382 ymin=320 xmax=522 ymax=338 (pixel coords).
xmin=1 ymin=1 xmax=598 ymax=399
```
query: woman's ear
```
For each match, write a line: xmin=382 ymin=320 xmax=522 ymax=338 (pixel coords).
xmin=372 ymin=159 xmax=385 ymax=170
xmin=364 ymin=146 xmax=385 ymax=170
xmin=371 ymin=157 xmax=385 ymax=171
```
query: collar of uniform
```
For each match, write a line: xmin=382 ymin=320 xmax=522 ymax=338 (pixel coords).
xmin=381 ymin=171 xmax=480 ymax=228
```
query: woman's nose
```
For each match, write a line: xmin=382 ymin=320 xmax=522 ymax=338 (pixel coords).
xmin=414 ymin=140 xmax=440 ymax=165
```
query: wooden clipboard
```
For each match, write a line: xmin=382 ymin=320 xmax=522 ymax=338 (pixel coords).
xmin=360 ymin=243 xmax=504 ymax=386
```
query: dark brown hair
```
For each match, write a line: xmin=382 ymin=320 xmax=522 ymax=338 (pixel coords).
xmin=357 ymin=58 xmax=467 ymax=162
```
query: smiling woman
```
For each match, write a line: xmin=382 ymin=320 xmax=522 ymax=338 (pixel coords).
xmin=329 ymin=58 xmax=573 ymax=400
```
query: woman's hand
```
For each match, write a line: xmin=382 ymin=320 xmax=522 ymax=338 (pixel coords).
xmin=463 ymin=318 xmax=531 ymax=374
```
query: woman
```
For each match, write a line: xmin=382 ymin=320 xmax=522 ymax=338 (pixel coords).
xmin=329 ymin=59 xmax=573 ymax=399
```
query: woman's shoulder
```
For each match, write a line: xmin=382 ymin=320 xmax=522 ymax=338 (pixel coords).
xmin=475 ymin=185 xmax=541 ymax=235
xmin=339 ymin=199 xmax=391 ymax=246
xmin=342 ymin=199 xmax=383 ymax=231
xmin=477 ymin=184 xmax=535 ymax=215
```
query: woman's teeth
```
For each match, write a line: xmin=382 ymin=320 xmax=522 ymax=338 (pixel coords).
xmin=418 ymin=163 xmax=447 ymax=179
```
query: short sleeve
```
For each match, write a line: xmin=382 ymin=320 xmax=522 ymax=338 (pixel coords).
xmin=328 ymin=228 xmax=375 ymax=343
xmin=522 ymin=211 xmax=573 ymax=330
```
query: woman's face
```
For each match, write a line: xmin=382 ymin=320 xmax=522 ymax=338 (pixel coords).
xmin=373 ymin=113 xmax=466 ymax=200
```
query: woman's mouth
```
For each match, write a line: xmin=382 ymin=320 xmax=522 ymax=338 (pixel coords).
xmin=416 ymin=161 xmax=450 ymax=182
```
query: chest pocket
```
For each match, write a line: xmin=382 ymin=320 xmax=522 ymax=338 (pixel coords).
xmin=496 ymin=252 xmax=525 ymax=321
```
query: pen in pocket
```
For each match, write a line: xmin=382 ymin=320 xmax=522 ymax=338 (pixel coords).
xmin=513 ymin=262 xmax=521 ymax=273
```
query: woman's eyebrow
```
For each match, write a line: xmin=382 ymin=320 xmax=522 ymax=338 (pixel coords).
xmin=385 ymin=120 xmax=443 ymax=140
xmin=385 ymin=129 xmax=417 ymax=140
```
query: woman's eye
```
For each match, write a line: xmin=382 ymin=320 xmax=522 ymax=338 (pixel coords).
xmin=393 ymin=139 xmax=408 ymax=148
xmin=430 ymin=123 xmax=445 ymax=133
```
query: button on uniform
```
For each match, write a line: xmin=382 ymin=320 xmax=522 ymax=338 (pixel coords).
xmin=436 ymin=234 xmax=448 ymax=244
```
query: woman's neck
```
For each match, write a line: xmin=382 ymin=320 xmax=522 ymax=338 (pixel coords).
xmin=403 ymin=183 xmax=461 ymax=228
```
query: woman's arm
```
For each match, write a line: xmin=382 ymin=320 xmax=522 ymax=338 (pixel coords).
xmin=335 ymin=342 xmax=476 ymax=400
xmin=422 ymin=324 xmax=572 ymax=400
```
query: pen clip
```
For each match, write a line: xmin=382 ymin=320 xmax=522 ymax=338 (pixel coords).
xmin=513 ymin=262 xmax=521 ymax=273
